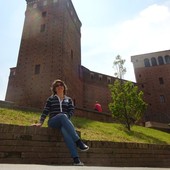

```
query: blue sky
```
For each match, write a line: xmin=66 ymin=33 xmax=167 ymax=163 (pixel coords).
xmin=1 ymin=0 xmax=170 ymax=100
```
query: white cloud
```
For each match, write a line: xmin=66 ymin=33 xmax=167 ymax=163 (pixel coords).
xmin=140 ymin=4 xmax=170 ymax=23
xmin=112 ymin=4 xmax=170 ymax=54
xmin=81 ymin=3 xmax=170 ymax=82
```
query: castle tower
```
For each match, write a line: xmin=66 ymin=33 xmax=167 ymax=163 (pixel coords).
xmin=5 ymin=0 xmax=83 ymax=108
xmin=131 ymin=50 xmax=170 ymax=123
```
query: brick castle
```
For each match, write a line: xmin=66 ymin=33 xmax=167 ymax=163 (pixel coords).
xmin=5 ymin=0 xmax=114 ymax=113
xmin=5 ymin=0 xmax=170 ymax=124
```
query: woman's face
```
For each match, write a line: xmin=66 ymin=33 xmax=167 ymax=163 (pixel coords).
xmin=55 ymin=82 xmax=64 ymax=94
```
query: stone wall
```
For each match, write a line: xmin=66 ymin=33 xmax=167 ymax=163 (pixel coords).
xmin=0 ymin=123 xmax=170 ymax=167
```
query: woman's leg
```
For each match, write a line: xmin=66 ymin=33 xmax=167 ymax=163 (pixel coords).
xmin=48 ymin=113 xmax=89 ymax=153
xmin=61 ymin=126 xmax=79 ymax=158
xmin=48 ymin=113 xmax=80 ymax=142
xmin=48 ymin=114 xmax=85 ymax=165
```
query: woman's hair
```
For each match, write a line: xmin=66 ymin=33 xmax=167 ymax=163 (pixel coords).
xmin=51 ymin=79 xmax=67 ymax=95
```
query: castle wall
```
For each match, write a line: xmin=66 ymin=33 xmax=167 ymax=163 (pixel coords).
xmin=82 ymin=66 xmax=116 ymax=112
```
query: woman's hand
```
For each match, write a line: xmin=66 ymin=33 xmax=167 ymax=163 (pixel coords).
xmin=31 ymin=122 xmax=42 ymax=127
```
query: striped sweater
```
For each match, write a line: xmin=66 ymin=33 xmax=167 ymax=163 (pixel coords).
xmin=39 ymin=95 xmax=74 ymax=124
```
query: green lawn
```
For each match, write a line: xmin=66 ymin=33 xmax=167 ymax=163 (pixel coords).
xmin=0 ymin=107 xmax=170 ymax=145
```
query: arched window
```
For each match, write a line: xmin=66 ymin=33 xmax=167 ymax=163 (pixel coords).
xmin=151 ymin=57 xmax=157 ymax=66
xmin=144 ymin=58 xmax=150 ymax=67
xmin=165 ymin=55 xmax=170 ymax=64
xmin=99 ymin=75 xmax=102 ymax=81
xmin=107 ymin=77 xmax=111 ymax=83
xmin=160 ymin=95 xmax=165 ymax=103
xmin=158 ymin=56 xmax=164 ymax=65
xmin=90 ymin=73 xmax=94 ymax=79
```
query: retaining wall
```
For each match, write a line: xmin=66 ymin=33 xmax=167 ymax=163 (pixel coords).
xmin=0 ymin=100 xmax=113 ymax=123
xmin=0 ymin=123 xmax=170 ymax=167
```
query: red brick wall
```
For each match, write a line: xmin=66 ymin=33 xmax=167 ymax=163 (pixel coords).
xmin=5 ymin=0 xmax=83 ymax=109
xmin=131 ymin=50 xmax=170 ymax=123
xmin=75 ymin=107 xmax=113 ymax=123
xmin=134 ymin=59 xmax=170 ymax=123
xmin=82 ymin=67 xmax=116 ymax=112
xmin=0 ymin=123 xmax=170 ymax=167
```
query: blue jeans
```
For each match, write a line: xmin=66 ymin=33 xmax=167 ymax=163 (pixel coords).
xmin=48 ymin=113 xmax=80 ymax=158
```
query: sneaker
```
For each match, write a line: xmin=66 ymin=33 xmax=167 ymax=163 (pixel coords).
xmin=73 ymin=157 xmax=84 ymax=166
xmin=73 ymin=162 xmax=84 ymax=166
xmin=76 ymin=139 xmax=89 ymax=151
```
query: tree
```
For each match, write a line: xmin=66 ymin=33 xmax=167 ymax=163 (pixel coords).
xmin=113 ymin=55 xmax=126 ymax=79
xmin=108 ymin=55 xmax=147 ymax=131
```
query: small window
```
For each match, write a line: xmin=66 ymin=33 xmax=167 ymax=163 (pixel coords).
xmin=35 ymin=64 xmax=40 ymax=74
xmin=165 ymin=55 xmax=170 ymax=64
xmin=42 ymin=11 xmax=47 ymax=17
xmin=90 ymin=73 xmax=94 ymax=79
xmin=158 ymin=56 xmax=164 ymax=65
xmin=144 ymin=58 xmax=150 ymax=67
xmin=99 ymin=75 xmax=102 ymax=81
xmin=159 ymin=77 xmax=164 ymax=85
xmin=71 ymin=50 xmax=73 ymax=60
xmin=40 ymin=24 xmax=46 ymax=32
xmin=160 ymin=95 xmax=165 ymax=103
xmin=151 ymin=57 xmax=157 ymax=66
xmin=107 ymin=77 xmax=111 ymax=83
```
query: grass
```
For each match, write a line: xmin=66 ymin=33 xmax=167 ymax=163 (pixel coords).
xmin=0 ymin=107 xmax=170 ymax=145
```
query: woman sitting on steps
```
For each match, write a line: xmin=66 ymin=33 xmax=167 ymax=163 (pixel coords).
xmin=33 ymin=79 xmax=89 ymax=166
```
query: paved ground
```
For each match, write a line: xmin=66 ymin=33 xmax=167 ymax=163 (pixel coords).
xmin=0 ymin=164 xmax=169 ymax=170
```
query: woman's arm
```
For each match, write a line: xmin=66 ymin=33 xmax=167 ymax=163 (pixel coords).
xmin=39 ymin=97 xmax=51 ymax=124
xmin=66 ymin=97 xmax=74 ymax=119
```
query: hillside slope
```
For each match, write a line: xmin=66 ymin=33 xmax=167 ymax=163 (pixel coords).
xmin=0 ymin=108 xmax=170 ymax=144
